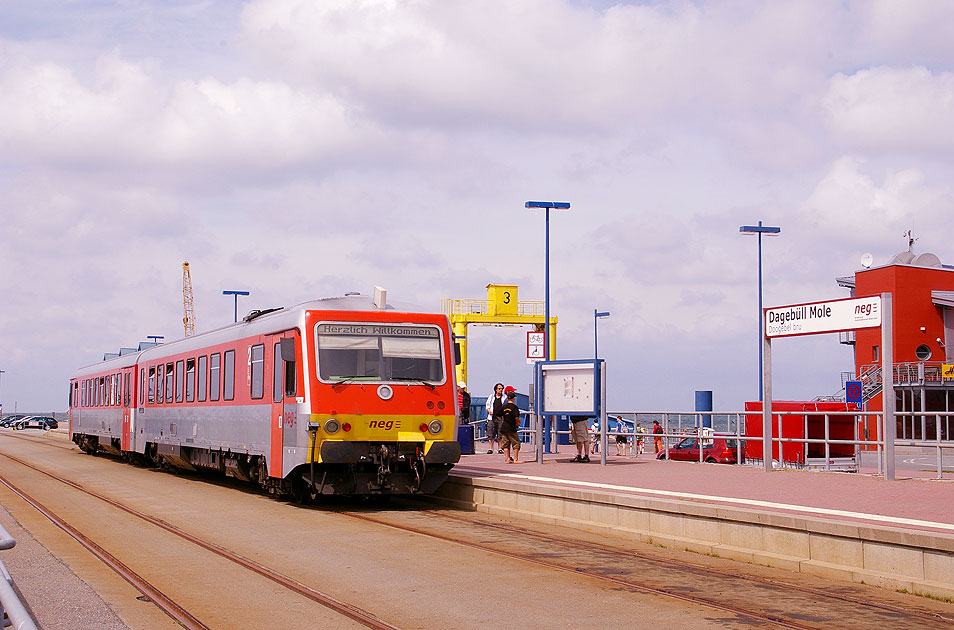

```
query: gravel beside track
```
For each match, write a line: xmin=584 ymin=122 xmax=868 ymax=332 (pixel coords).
xmin=0 ymin=504 xmax=132 ymax=630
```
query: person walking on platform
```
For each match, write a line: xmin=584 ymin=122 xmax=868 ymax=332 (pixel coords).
xmin=484 ymin=382 xmax=506 ymax=454
xmin=500 ymin=387 xmax=522 ymax=464
xmin=635 ymin=422 xmax=646 ymax=455
xmin=652 ymin=420 xmax=664 ymax=454
xmin=570 ymin=415 xmax=591 ymax=463
xmin=615 ymin=415 xmax=628 ymax=456
xmin=457 ymin=381 xmax=471 ymax=423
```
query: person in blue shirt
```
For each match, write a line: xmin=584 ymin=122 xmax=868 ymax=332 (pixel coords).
xmin=615 ymin=415 xmax=629 ymax=456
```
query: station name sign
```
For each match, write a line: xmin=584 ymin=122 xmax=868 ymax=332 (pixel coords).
xmin=764 ymin=296 xmax=881 ymax=338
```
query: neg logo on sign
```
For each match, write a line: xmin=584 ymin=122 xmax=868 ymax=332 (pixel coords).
xmin=765 ymin=296 xmax=881 ymax=338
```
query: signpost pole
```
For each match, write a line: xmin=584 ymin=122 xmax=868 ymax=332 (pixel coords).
xmin=600 ymin=360 xmax=607 ymax=467
xmin=535 ymin=362 xmax=544 ymax=464
xmin=762 ymin=333 xmax=773 ymax=472
xmin=882 ymin=292 xmax=895 ymax=481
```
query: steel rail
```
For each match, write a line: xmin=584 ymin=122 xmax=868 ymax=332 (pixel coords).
xmin=0 ymin=472 xmax=209 ymax=630
xmin=420 ymin=505 xmax=954 ymax=626
xmin=336 ymin=509 xmax=816 ymax=630
xmin=0 ymin=451 xmax=401 ymax=630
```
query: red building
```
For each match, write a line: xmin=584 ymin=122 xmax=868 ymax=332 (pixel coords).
xmin=837 ymin=249 xmax=954 ymax=441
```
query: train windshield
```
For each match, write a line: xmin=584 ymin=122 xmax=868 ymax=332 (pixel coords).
xmin=315 ymin=323 xmax=444 ymax=384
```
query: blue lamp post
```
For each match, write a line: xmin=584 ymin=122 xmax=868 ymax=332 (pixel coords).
xmin=739 ymin=220 xmax=781 ymax=400
xmin=594 ymin=310 xmax=610 ymax=359
xmin=223 ymin=290 xmax=251 ymax=323
xmin=525 ymin=201 xmax=570 ymax=361
xmin=527 ymin=200 xmax=570 ymax=457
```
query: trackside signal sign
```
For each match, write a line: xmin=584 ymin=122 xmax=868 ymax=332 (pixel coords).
xmin=765 ymin=296 xmax=881 ymax=338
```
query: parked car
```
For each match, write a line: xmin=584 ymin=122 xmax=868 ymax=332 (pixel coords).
xmin=657 ymin=435 xmax=744 ymax=464
xmin=12 ymin=416 xmax=58 ymax=431
xmin=0 ymin=414 xmax=27 ymax=428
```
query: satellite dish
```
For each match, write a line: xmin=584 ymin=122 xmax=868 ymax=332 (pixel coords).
xmin=861 ymin=252 xmax=873 ymax=269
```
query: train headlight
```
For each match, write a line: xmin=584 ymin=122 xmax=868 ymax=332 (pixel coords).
xmin=324 ymin=418 xmax=340 ymax=434
xmin=342 ymin=423 xmax=352 ymax=432
xmin=428 ymin=420 xmax=443 ymax=434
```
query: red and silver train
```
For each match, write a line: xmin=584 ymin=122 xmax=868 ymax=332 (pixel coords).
xmin=68 ymin=293 xmax=461 ymax=499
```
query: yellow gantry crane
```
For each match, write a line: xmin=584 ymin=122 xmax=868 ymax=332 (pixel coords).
xmin=182 ymin=261 xmax=196 ymax=336
xmin=441 ymin=284 xmax=557 ymax=386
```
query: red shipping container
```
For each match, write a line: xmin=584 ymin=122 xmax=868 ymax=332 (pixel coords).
xmin=744 ymin=401 xmax=857 ymax=465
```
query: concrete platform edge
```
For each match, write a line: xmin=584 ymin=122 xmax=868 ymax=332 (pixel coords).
xmin=430 ymin=473 xmax=954 ymax=601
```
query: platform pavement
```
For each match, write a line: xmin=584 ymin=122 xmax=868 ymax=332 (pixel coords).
xmin=438 ymin=444 xmax=954 ymax=599
xmin=450 ymin=447 xmax=954 ymax=534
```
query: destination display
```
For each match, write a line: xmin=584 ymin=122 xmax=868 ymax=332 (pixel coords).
xmin=764 ymin=296 xmax=881 ymax=338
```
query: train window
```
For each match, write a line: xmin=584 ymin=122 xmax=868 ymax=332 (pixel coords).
xmin=273 ymin=343 xmax=283 ymax=403
xmin=197 ymin=356 xmax=207 ymax=402
xmin=166 ymin=362 xmax=174 ymax=403
xmin=148 ymin=366 xmax=156 ymax=404
xmin=250 ymin=344 xmax=264 ymax=399
xmin=124 ymin=373 xmax=130 ymax=407
xmin=140 ymin=368 xmax=145 ymax=406
xmin=223 ymin=350 xmax=235 ymax=400
xmin=81 ymin=380 xmax=86 ymax=407
xmin=113 ymin=373 xmax=120 ymax=406
xmin=285 ymin=349 xmax=296 ymax=398
xmin=315 ymin=323 xmax=444 ymax=384
xmin=210 ymin=353 xmax=221 ymax=401
xmin=185 ymin=359 xmax=195 ymax=402
xmin=157 ymin=364 xmax=165 ymax=404
xmin=175 ymin=360 xmax=184 ymax=402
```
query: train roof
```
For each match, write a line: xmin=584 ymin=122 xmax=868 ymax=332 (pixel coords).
xmin=71 ymin=292 xmax=437 ymax=378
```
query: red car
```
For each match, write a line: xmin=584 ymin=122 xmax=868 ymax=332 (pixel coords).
xmin=657 ymin=436 xmax=744 ymax=464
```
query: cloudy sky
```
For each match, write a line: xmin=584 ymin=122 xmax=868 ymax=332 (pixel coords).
xmin=2 ymin=0 xmax=953 ymax=413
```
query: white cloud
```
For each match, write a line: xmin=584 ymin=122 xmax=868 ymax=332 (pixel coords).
xmin=824 ymin=66 xmax=954 ymax=153
xmin=0 ymin=47 xmax=375 ymax=174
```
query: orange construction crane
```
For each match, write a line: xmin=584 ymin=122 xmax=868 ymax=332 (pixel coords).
xmin=182 ymin=261 xmax=196 ymax=336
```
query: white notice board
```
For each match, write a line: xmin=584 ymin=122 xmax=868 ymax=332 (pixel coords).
xmin=538 ymin=361 xmax=600 ymax=414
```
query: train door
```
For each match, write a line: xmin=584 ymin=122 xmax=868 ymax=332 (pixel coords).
xmin=121 ymin=367 xmax=134 ymax=451
xmin=268 ymin=332 xmax=299 ymax=478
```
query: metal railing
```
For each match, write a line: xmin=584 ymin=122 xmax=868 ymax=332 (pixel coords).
xmin=0 ymin=524 xmax=39 ymax=630
xmin=462 ymin=409 xmax=954 ymax=479
xmin=441 ymin=299 xmax=546 ymax=317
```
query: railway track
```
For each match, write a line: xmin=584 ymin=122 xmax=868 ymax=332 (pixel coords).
xmin=0 ymin=449 xmax=401 ymax=630
xmin=5 ymin=432 xmax=954 ymax=628
xmin=333 ymin=500 xmax=954 ymax=630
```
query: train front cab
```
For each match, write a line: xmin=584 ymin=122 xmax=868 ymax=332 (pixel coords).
xmin=283 ymin=311 xmax=461 ymax=497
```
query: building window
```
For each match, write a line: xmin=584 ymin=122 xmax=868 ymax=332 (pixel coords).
xmin=916 ymin=344 xmax=932 ymax=360
xmin=224 ymin=350 xmax=235 ymax=400
xmin=197 ymin=356 xmax=207 ymax=402
xmin=210 ymin=353 xmax=221 ymax=401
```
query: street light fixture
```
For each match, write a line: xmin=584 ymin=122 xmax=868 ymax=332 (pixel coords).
xmin=594 ymin=310 xmax=610 ymax=359
xmin=739 ymin=220 xmax=781 ymax=401
xmin=525 ymin=201 xmax=570 ymax=361
xmin=223 ymin=290 xmax=251 ymax=323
